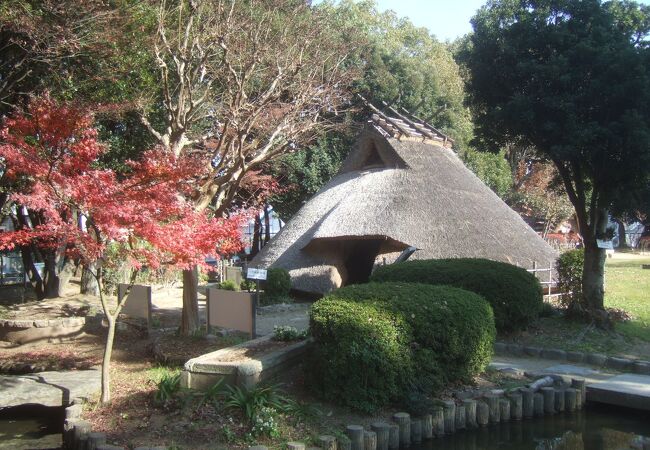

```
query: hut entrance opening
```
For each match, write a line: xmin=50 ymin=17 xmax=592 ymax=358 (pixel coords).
xmin=303 ymin=235 xmax=411 ymax=286
xmin=342 ymin=239 xmax=382 ymax=285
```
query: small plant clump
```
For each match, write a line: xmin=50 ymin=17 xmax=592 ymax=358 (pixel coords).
xmin=149 ymin=370 xmax=319 ymax=442
xmin=153 ymin=369 xmax=182 ymax=405
xmin=240 ymin=279 xmax=256 ymax=292
xmin=218 ymin=279 xmax=240 ymax=291
xmin=272 ymin=325 xmax=308 ymax=341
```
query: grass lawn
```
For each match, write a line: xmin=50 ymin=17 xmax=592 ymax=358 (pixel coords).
xmin=502 ymin=252 xmax=650 ymax=359
xmin=605 ymin=254 xmax=650 ymax=342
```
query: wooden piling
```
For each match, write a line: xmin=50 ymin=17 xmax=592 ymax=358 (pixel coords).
xmin=410 ymin=418 xmax=422 ymax=443
xmin=364 ymin=431 xmax=377 ymax=450
xmin=73 ymin=420 xmax=92 ymax=449
xmin=533 ymin=393 xmax=544 ymax=417
xmin=346 ymin=425 xmax=364 ymax=450
xmin=484 ymin=394 xmax=500 ymax=423
xmin=499 ymin=399 xmax=511 ymax=422
xmin=520 ymin=388 xmax=534 ymax=418
xmin=388 ymin=424 xmax=399 ymax=449
xmin=421 ymin=414 xmax=433 ymax=439
xmin=463 ymin=399 xmax=478 ymax=428
xmin=565 ymin=388 xmax=577 ymax=411
xmin=455 ymin=405 xmax=466 ymax=430
xmin=541 ymin=387 xmax=556 ymax=414
xmin=393 ymin=412 xmax=411 ymax=447
xmin=507 ymin=393 xmax=523 ymax=421
xmin=370 ymin=423 xmax=390 ymax=450
xmin=88 ymin=432 xmax=107 ymax=450
xmin=554 ymin=388 xmax=565 ymax=412
xmin=571 ymin=378 xmax=586 ymax=404
xmin=432 ymin=407 xmax=445 ymax=436
xmin=476 ymin=401 xmax=490 ymax=427
xmin=443 ymin=401 xmax=456 ymax=434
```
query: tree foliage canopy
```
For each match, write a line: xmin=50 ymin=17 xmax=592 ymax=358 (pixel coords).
xmin=461 ymin=0 xmax=650 ymax=311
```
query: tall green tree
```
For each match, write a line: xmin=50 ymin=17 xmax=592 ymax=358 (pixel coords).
xmin=462 ymin=0 xmax=650 ymax=319
xmin=318 ymin=0 xmax=473 ymax=151
xmin=268 ymin=0 xmax=477 ymax=224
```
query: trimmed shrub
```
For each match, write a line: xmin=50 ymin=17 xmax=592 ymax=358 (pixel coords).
xmin=309 ymin=297 xmax=412 ymax=412
xmin=308 ymin=282 xmax=495 ymax=412
xmin=262 ymin=268 xmax=292 ymax=305
xmin=370 ymin=258 xmax=543 ymax=332
xmin=557 ymin=249 xmax=584 ymax=313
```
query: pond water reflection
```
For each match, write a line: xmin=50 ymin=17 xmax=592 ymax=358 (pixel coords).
xmin=411 ymin=403 xmax=650 ymax=450
xmin=0 ymin=405 xmax=63 ymax=450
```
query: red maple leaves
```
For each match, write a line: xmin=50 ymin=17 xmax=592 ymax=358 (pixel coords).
xmin=0 ymin=96 xmax=243 ymax=271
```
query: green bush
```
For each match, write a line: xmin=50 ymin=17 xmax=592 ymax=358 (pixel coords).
xmin=218 ymin=279 xmax=239 ymax=291
xmin=262 ymin=268 xmax=292 ymax=305
xmin=240 ymin=279 xmax=256 ymax=292
xmin=308 ymin=282 xmax=495 ymax=412
xmin=309 ymin=297 xmax=413 ymax=413
xmin=557 ymin=249 xmax=584 ymax=313
xmin=370 ymin=258 xmax=543 ymax=332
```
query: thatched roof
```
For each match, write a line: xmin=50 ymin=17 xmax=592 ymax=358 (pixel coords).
xmin=252 ymin=109 xmax=558 ymax=295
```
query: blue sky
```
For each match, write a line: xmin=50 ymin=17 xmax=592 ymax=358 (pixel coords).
xmin=373 ymin=0 xmax=487 ymax=41
xmin=318 ymin=0 xmax=650 ymax=42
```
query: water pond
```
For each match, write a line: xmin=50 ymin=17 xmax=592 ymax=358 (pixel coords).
xmin=0 ymin=405 xmax=63 ymax=450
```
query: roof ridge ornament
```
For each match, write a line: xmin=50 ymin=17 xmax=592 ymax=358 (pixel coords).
xmin=357 ymin=94 xmax=454 ymax=148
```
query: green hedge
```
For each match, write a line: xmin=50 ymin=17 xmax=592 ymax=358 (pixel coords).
xmin=370 ymin=258 xmax=543 ymax=332
xmin=308 ymin=282 xmax=495 ymax=412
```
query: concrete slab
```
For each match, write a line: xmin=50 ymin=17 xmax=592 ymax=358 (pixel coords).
xmin=587 ymin=374 xmax=650 ymax=411
xmin=0 ymin=369 xmax=100 ymax=408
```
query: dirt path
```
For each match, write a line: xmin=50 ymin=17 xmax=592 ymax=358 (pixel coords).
xmin=2 ymin=280 xmax=311 ymax=336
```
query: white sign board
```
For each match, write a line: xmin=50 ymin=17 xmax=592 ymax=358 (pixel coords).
xmin=597 ymin=239 xmax=614 ymax=249
xmin=247 ymin=268 xmax=268 ymax=280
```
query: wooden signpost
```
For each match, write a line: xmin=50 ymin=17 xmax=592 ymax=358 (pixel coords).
xmin=247 ymin=268 xmax=267 ymax=338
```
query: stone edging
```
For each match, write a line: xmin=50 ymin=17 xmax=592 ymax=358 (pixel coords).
xmin=248 ymin=375 xmax=597 ymax=450
xmin=494 ymin=342 xmax=650 ymax=375
xmin=0 ymin=317 xmax=87 ymax=329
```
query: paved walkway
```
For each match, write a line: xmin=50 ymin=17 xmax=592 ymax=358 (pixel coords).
xmin=490 ymin=355 xmax=650 ymax=411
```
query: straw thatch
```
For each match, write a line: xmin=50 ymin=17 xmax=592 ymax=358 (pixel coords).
xmin=252 ymin=110 xmax=558 ymax=295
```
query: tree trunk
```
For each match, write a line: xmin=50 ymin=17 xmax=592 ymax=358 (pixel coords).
xmin=263 ymin=206 xmax=271 ymax=244
xmin=180 ymin=267 xmax=200 ymax=336
xmin=41 ymin=249 xmax=75 ymax=298
xmin=250 ymin=214 xmax=262 ymax=258
xmin=56 ymin=259 xmax=76 ymax=297
xmin=20 ymin=245 xmax=45 ymax=300
xmin=81 ymin=262 xmax=100 ymax=296
xmin=101 ymin=315 xmax=115 ymax=403
xmin=43 ymin=251 xmax=61 ymax=298
xmin=582 ymin=243 xmax=606 ymax=311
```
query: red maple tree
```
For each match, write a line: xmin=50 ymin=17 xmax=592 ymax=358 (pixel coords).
xmin=0 ymin=96 xmax=243 ymax=402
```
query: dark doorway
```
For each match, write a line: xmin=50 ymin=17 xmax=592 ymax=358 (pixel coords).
xmin=343 ymin=240 xmax=382 ymax=285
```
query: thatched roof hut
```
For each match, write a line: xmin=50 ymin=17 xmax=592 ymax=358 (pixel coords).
xmin=252 ymin=105 xmax=558 ymax=294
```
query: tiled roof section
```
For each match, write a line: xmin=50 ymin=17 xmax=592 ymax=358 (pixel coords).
xmin=359 ymin=96 xmax=454 ymax=148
